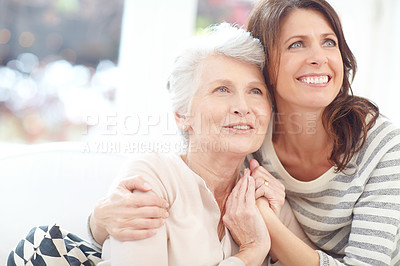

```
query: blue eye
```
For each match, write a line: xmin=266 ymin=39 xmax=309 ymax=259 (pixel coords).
xmin=323 ymin=39 xmax=337 ymax=47
xmin=250 ymin=88 xmax=263 ymax=95
xmin=289 ymin=41 xmax=303 ymax=49
xmin=215 ymin=86 xmax=228 ymax=93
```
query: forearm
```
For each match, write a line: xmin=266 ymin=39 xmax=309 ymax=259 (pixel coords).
xmin=256 ymin=198 xmax=319 ymax=266
xmin=102 ymin=224 xmax=168 ymax=265
xmin=89 ymin=211 xmax=108 ymax=246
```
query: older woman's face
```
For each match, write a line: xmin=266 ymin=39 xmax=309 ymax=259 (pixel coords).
xmin=273 ymin=8 xmax=344 ymax=112
xmin=186 ymin=54 xmax=270 ymax=155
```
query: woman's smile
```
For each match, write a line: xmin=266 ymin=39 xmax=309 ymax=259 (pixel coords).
xmin=296 ymin=73 xmax=331 ymax=87
xmin=223 ymin=122 xmax=255 ymax=134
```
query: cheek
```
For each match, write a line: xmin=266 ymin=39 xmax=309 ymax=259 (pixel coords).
xmin=331 ymin=51 xmax=344 ymax=77
xmin=333 ymin=60 xmax=344 ymax=91
xmin=190 ymin=104 xmax=224 ymax=131
xmin=254 ymin=101 xmax=271 ymax=129
xmin=259 ymin=101 xmax=271 ymax=117
xmin=275 ymin=55 xmax=296 ymax=88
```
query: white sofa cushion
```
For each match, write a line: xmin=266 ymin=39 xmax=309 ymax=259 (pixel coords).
xmin=0 ymin=142 xmax=127 ymax=262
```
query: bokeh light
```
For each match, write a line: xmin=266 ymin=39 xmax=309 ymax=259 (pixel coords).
xmin=0 ymin=29 xmax=11 ymax=44
xmin=0 ymin=0 xmax=253 ymax=143
xmin=18 ymin=32 xmax=35 ymax=48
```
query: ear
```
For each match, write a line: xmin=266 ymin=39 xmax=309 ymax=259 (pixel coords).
xmin=174 ymin=111 xmax=186 ymax=130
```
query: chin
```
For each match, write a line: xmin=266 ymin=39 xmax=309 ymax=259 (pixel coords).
xmin=204 ymin=136 xmax=263 ymax=155
xmin=224 ymin=142 xmax=259 ymax=156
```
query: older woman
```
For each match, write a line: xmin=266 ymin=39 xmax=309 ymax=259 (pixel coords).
xmin=98 ymin=23 xmax=272 ymax=266
xmin=90 ymin=1 xmax=400 ymax=266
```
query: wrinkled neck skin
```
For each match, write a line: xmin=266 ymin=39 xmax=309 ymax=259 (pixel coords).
xmin=183 ymin=146 xmax=245 ymax=208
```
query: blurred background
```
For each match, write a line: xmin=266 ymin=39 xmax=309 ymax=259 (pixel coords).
xmin=0 ymin=0 xmax=399 ymax=145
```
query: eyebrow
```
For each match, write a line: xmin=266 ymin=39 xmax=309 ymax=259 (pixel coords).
xmin=247 ymin=81 xmax=267 ymax=88
xmin=207 ymin=79 xmax=266 ymax=88
xmin=283 ymin=32 xmax=337 ymax=45
xmin=207 ymin=79 xmax=234 ymax=87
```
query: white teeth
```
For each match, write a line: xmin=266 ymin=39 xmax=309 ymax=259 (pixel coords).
xmin=232 ymin=125 xmax=251 ymax=130
xmin=300 ymin=76 xmax=328 ymax=84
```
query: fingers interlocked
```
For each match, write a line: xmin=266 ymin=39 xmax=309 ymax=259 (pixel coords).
xmin=249 ymin=159 xmax=285 ymax=218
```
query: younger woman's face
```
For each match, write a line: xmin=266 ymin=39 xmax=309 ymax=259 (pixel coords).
xmin=273 ymin=8 xmax=344 ymax=113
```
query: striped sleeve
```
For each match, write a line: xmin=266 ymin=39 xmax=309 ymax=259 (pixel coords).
xmin=343 ymin=145 xmax=400 ymax=265
xmin=319 ymin=120 xmax=400 ymax=265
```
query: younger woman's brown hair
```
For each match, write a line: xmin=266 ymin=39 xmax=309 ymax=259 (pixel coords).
xmin=247 ymin=0 xmax=379 ymax=172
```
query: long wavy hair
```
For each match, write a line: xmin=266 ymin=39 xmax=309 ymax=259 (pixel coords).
xmin=247 ymin=0 xmax=379 ymax=172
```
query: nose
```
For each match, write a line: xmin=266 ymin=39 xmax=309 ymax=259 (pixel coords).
xmin=307 ymin=45 xmax=328 ymax=66
xmin=231 ymin=94 xmax=250 ymax=117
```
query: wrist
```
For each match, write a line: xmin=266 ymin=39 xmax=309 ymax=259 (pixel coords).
xmin=89 ymin=211 xmax=108 ymax=246
xmin=235 ymin=244 xmax=269 ymax=266
xmin=87 ymin=213 xmax=105 ymax=250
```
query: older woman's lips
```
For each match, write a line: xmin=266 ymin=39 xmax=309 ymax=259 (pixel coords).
xmin=223 ymin=124 xmax=255 ymax=134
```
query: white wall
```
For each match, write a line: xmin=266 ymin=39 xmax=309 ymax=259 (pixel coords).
xmin=100 ymin=0 xmax=199 ymax=151
xmin=119 ymin=1 xmax=197 ymax=122
xmin=330 ymin=0 xmax=400 ymax=126
xmin=115 ymin=0 xmax=400 ymax=140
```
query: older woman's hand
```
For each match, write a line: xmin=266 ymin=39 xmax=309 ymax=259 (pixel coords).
xmin=250 ymin=159 xmax=285 ymax=218
xmin=89 ymin=175 xmax=169 ymax=245
xmin=223 ymin=169 xmax=270 ymax=265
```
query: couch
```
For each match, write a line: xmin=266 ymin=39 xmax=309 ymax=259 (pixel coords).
xmin=0 ymin=141 xmax=128 ymax=263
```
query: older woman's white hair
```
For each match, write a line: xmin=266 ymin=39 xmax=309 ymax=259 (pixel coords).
xmin=167 ymin=23 xmax=266 ymax=139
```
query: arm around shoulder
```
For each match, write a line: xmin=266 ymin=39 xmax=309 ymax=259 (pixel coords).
xmin=88 ymin=157 xmax=169 ymax=246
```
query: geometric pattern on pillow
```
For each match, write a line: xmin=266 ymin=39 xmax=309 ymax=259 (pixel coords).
xmin=7 ymin=224 xmax=102 ymax=266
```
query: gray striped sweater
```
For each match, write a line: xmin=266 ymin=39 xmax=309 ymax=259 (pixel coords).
xmin=257 ymin=116 xmax=400 ymax=265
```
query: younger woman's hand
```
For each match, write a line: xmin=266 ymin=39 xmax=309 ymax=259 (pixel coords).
xmin=90 ymin=175 xmax=169 ymax=245
xmin=223 ymin=169 xmax=270 ymax=265
xmin=250 ymin=159 xmax=285 ymax=218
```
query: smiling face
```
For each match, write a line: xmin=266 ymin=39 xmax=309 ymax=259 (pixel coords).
xmin=183 ymin=54 xmax=271 ymax=155
xmin=273 ymin=8 xmax=344 ymax=112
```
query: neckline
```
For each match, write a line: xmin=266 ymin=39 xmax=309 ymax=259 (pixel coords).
xmin=173 ymin=153 xmax=231 ymax=244
xmin=173 ymin=152 xmax=223 ymax=205
xmin=264 ymin=122 xmax=336 ymax=192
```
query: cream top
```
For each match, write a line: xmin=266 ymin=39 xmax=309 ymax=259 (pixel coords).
xmin=99 ymin=152 xmax=267 ymax=266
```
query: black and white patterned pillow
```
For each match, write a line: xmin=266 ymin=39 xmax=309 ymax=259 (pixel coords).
xmin=7 ymin=224 xmax=102 ymax=266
